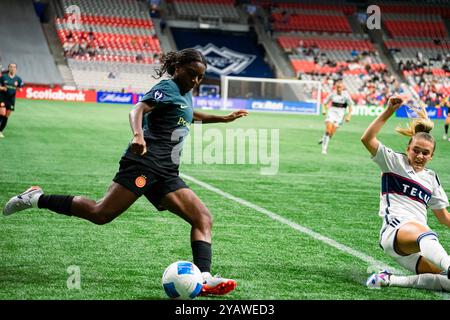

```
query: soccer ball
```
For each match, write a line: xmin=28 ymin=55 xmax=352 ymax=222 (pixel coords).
xmin=162 ymin=261 xmax=203 ymax=300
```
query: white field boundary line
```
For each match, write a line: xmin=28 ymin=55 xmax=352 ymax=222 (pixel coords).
xmin=181 ymin=173 xmax=397 ymax=272
xmin=181 ymin=173 xmax=450 ymax=299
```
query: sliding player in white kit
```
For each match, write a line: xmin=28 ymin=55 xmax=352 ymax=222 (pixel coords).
xmin=361 ymin=96 xmax=450 ymax=292
xmin=319 ymin=81 xmax=354 ymax=154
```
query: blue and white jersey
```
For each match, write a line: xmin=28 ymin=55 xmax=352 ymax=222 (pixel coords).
xmin=372 ymin=143 xmax=449 ymax=225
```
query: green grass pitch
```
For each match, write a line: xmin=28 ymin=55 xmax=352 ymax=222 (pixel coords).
xmin=0 ymin=99 xmax=449 ymax=300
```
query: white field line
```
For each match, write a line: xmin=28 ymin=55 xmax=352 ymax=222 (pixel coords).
xmin=181 ymin=173 xmax=398 ymax=272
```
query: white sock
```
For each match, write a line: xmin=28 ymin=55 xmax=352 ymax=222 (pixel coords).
xmin=390 ymin=274 xmax=450 ymax=292
xmin=322 ymin=134 xmax=330 ymax=152
xmin=30 ymin=193 xmax=42 ymax=208
xmin=418 ymin=232 xmax=450 ymax=272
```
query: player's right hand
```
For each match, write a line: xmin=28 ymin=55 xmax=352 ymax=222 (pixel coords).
xmin=131 ymin=135 xmax=147 ymax=156
xmin=387 ymin=96 xmax=403 ymax=110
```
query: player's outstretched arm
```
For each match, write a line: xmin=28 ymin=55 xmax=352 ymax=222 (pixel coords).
xmin=361 ymin=96 xmax=403 ymax=156
xmin=322 ymin=94 xmax=331 ymax=115
xmin=129 ymin=101 xmax=154 ymax=155
xmin=345 ymin=105 xmax=353 ymax=122
xmin=193 ymin=110 xmax=248 ymax=124
xmin=433 ymin=208 xmax=450 ymax=228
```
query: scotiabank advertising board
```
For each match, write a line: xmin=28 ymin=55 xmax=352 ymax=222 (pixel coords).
xmin=17 ymin=87 xmax=97 ymax=102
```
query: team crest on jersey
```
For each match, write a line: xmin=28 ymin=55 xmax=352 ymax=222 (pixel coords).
xmin=135 ymin=175 xmax=147 ymax=188
xmin=194 ymin=43 xmax=256 ymax=76
xmin=154 ymin=90 xmax=164 ymax=100
xmin=14 ymin=81 xmax=18 ymax=87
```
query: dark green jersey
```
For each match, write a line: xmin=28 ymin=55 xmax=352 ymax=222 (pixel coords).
xmin=0 ymin=73 xmax=23 ymax=107
xmin=124 ymin=79 xmax=193 ymax=177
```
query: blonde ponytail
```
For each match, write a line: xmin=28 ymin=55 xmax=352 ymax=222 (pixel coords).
xmin=395 ymin=102 xmax=434 ymax=137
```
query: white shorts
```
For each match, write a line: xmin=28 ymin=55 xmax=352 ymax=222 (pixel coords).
xmin=379 ymin=216 xmax=423 ymax=273
xmin=325 ymin=107 xmax=345 ymax=126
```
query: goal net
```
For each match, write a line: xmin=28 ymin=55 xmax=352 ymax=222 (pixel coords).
xmin=220 ymin=76 xmax=321 ymax=114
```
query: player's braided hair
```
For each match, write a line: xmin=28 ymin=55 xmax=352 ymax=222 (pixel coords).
xmin=396 ymin=101 xmax=436 ymax=151
xmin=154 ymin=48 xmax=207 ymax=79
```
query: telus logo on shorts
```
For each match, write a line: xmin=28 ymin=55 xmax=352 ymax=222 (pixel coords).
xmin=194 ymin=44 xmax=256 ymax=76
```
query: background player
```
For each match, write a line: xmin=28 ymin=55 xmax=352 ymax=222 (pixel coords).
xmin=3 ymin=48 xmax=248 ymax=296
xmin=361 ymin=97 xmax=450 ymax=292
xmin=0 ymin=63 xmax=23 ymax=138
xmin=439 ymin=95 xmax=449 ymax=141
xmin=319 ymin=81 xmax=354 ymax=154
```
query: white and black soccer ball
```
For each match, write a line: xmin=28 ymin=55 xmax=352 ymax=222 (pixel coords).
xmin=162 ymin=261 xmax=203 ymax=300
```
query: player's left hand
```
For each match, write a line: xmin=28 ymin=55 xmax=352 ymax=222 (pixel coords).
xmin=224 ymin=110 xmax=249 ymax=122
xmin=131 ymin=134 xmax=147 ymax=156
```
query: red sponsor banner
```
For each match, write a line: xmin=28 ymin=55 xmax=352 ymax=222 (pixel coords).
xmin=16 ymin=86 xmax=96 ymax=103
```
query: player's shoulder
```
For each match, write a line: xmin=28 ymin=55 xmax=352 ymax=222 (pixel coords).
xmin=153 ymin=79 xmax=176 ymax=91
xmin=423 ymin=167 xmax=441 ymax=184
xmin=378 ymin=143 xmax=406 ymax=160
xmin=144 ymin=79 xmax=171 ymax=95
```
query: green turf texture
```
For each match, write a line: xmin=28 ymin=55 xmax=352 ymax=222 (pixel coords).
xmin=0 ymin=99 xmax=449 ymax=300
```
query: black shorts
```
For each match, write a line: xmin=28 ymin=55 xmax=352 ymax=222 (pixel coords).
xmin=0 ymin=103 xmax=14 ymax=111
xmin=112 ymin=157 xmax=189 ymax=211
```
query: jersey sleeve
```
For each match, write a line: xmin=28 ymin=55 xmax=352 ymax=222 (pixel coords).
xmin=140 ymin=81 xmax=174 ymax=109
xmin=323 ymin=93 xmax=332 ymax=105
xmin=18 ymin=77 xmax=24 ymax=87
xmin=345 ymin=92 xmax=354 ymax=107
xmin=429 ymin=172 xmax=449 ymax=210
xmin=372 ymin=143 xmax=402 ymax=173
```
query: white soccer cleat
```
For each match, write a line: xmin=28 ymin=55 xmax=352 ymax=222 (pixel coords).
xmin=366 ymin=270 xmax=391 ymax=289
xmin=0 ymin=132 xmax=4 ymax=138
xmin=199 ymin=273 xmax=237 ymax=296
xmin=443 ymin=134 xmax=448 ymax=140
xmin=321 ymin=149 xmax=327 ymax=154
xmin=3 ymin=186 xmax=43 ymax=216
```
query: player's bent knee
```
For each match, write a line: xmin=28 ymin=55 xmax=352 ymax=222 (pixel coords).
xmin=92 ymin=213 xmax=119 ymax=225
xmin=192 ymin=209 xmax=213 ymax=230
xmin=91 ymin=206 xmax=123 ymax=225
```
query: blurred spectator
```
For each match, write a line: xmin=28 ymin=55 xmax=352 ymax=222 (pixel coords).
xmin=416 ymin=51 xmax=423 ymax=63
xmin=149 ymin=4 xmax=160 ymax=18
xmin=87 ymin=41 xmax=97 ymax=57
xmin=159 ymin=17 xmax=167 ymax=34
xmin=79 ymin=39 xmax=88 ymax=56
xmin=281 ymin=10 xmax=289 ymax=23
xmin=88 ymin=28 xmax=95 ymax=42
